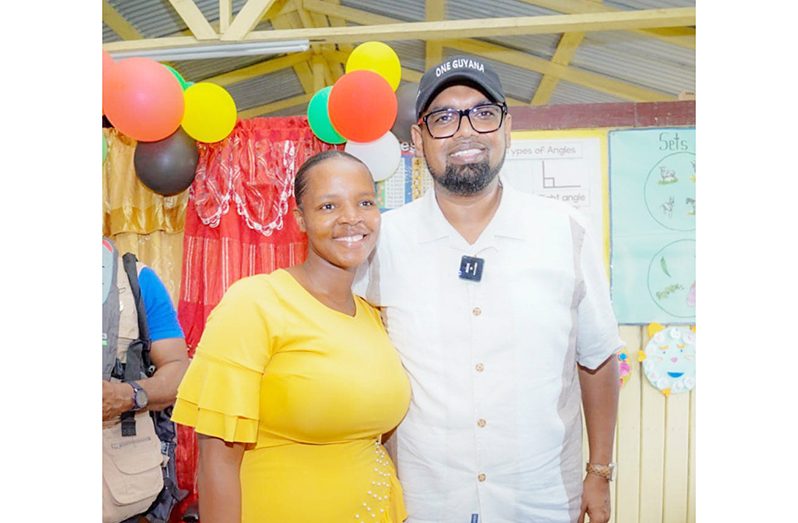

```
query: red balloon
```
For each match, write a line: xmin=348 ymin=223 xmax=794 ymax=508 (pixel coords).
xmin=102 ymin=57 xmax=184 ymax=142
xmin=328 ymin=70 xmax=397 ymax=143
xmin=102 ymin=51 xmax=115 ymax=115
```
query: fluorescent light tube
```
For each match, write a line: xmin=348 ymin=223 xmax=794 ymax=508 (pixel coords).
xmin=108 ymin=39 xmax=310 ymax=61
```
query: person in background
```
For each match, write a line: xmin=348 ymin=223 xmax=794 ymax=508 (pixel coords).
xmin=355 ymin=55 xmax=623 ymax=523
xmin=172 ymin=150 xmax=411 ymax=523
xmin=102 ymin=237 xmax=190 ymax=523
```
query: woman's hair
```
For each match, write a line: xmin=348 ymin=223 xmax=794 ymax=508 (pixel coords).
xmin=294 ymin=150 xmax=368 ymax=207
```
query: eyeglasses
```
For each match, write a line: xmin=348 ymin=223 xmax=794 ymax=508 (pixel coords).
xmin=419 ymin=102 xmax=508 ymax=139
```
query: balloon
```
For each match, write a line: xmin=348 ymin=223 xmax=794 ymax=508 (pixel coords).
xmin=102 ymin=51 xmax=115 ymax=115
xmin=391 ymin=82 xmax=418 ymax=143
xmin=102 ymin=132 xmax=108 ymax=163
xmin=102 ymin=50 xmax=114 ymax=72
xmin=103 ymin=57 xmax=184 ymax=142
xmin=328 ymin=70 xmax=397 ymax=143
xmin=345 ymin=41 xmax=401 ymax=91
xmin=307 ymin=87 xmax=346 ymax=144
xmin=164 ymin=65 xmax=191 ymax=90
xmin=344 ymin=131 xmax=401 ymax=182
xmin=181 ymin=82 xmax=237 ymax=143
xmin=133 ymin=128 xmax=199 ymax=196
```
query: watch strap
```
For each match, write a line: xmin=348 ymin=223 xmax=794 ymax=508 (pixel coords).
xmin=129 ymin=381 xmax=148 ymax=411
xmin=586 ymin=462 xmax=615 ymax=481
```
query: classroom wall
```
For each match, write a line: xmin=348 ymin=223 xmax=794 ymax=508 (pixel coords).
xmin=508 ymin=101 xmax=696 ymax=523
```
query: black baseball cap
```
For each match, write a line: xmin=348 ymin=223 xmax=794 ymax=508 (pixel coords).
xmin=415 ymin=55 xmax=506 ymax=120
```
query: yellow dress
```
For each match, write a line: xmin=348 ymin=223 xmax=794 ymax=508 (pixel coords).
xmin=172 ymin=269 xmax=411 ymax=522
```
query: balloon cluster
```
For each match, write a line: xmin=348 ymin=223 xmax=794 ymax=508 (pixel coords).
xmin=103 ymin=51 xmax=235 ymax=195
xmin=307 ymin=42 xmax=418 ymax=182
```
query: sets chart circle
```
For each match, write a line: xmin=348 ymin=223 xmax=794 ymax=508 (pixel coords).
xmin=646 ymin=239 xmax=695 ymax=319
xmin=643 ymin=151 xmax=696 ymax=232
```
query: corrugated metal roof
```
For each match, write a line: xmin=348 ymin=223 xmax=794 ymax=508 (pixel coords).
xmin=227 ymin=68 xmax=306 ymax=111
xmin=103 ymin=1 xmax=695 ymax=116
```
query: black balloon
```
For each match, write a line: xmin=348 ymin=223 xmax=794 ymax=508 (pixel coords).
xmin=133 ymin=128 xmax=199 ymax=196
xmin=390 ymin=82 xmax=418 ymax=144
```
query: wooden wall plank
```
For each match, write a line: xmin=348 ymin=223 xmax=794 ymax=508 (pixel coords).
xmin=662 ymin=377 xmax=691 ymax=522
xmin=638 ymin=327 xmax=667 ymax=523
xmin=615 ymin=326 xmax=642 ymax=523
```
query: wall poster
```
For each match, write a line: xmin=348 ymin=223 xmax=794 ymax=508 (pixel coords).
xmin=609 ymin=128 xmax=696 ymax=324
xmin=503 ymin=130 xmax=609 ymax=263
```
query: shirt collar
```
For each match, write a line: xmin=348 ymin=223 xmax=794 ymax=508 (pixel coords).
xmin=415 ymin=172 xmax=528 ymax=244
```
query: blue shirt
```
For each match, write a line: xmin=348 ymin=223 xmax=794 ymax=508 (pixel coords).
xmin=138 ymin=267 xmax=184 ymax=341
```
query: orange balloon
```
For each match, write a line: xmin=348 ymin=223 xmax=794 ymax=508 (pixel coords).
xmin=102 ymin=57 xmax=184 ymax=142
xmin=328 ymin=70 xmax=397 ymax=143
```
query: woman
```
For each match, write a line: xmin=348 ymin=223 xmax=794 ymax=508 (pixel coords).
xmin=172 ymin=150 xmax=411 ymax=522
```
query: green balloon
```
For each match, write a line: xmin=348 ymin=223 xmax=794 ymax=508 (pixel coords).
xmin=164 ymin=64 xmax=191 ymax=90
xmin=307 ymin=86 xmax=346 ymax=144
xmin=102 ymin=132 xmax=108 ymax=163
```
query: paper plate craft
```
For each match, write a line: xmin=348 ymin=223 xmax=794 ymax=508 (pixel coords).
xmin=638 ymin=323 xmax=695 ymax=396
xmin=617 ymin=348 xmax=632 ymax=387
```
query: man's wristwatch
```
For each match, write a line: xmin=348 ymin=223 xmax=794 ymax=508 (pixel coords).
xmin=586 ymin=462 xmax=615 ymax=481
xmin=129 ymin=381 xmax=149 ymax=411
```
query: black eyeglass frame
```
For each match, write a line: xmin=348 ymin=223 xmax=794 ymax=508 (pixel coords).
xmin=418 ymin=102 xmax=508 ymax=139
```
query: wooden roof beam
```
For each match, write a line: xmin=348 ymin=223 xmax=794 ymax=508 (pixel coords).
xmin=531 ymin=31 xmax=585 ymax=105
xmin=205 ymin=49 xmax=313 ymax=86
xmin=167 ymin=0 xmax=217 ymax=40
xmin=425 ymin=1 xmax=445 ymax=69
xmin=444 ymin=38 xmax=671 ymax=102
xmin=104 ymin=6 xmax=694 ymax=50
xmin=271 ymin=5 xmax=696 ymax=44
xmin=102 ymin=0 xmax=143 ymax=40
xmin=520 ymin=0 xmax=694 ymax=48
xmin=307 ymin=2 xmax=673 ymax=102
xmin=222 ymin=0 xmax=279 ymax=41
xmin=219 ymin=0 xmax=233 ymax=32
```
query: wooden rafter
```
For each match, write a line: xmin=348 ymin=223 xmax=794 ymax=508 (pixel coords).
xmin=304 ymin=1 xmax=672 ymax=102
xmin=445 ymin=37 xmax=670 ymax=102
xmin=222 ymin=0 xmax=279 ymax=41
xmin=167 ymin=0 xmax=217 ymax=40
xmin=103 ymin=6 xmax=696 ymax=50
xmin=425 ymin=1 xmax=445 ymax=69
xmin=205 ymin=50 xmax=313 ymax=86
xmin=102 ymin=0 xmax=142 ymax=40
xmin=307 ymin=10 xmax=346 ymax=80
xmin=247 ymin=7 xmax=696 ymax=44
xmin=531 ymin=31 xmax=585 ymax=105
xmin=219 ymin=0 xmax=233 ymax=32
xmin=269 ymin=10 xmax=315 ymax=94
xmin=519 ymin=0 xmax=695 ymax=49
xmin=295 ymin=5 xmax=339 ymax=85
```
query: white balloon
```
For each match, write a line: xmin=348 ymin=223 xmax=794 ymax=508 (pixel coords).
xmin=344 ymin=131 xmax=401 ymax=182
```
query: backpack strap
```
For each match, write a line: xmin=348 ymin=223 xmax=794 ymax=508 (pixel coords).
xmin=121 ymin=253 xmax=155 ymax=381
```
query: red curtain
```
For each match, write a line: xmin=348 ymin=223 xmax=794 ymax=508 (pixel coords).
xmin=173 ymin=116 xmax=339 ymax=519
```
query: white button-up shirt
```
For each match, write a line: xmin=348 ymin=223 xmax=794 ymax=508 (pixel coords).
xmin=355 ymin=179 xmax=623 ymax=523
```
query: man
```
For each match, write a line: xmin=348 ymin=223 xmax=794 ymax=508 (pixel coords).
xmin=355 ymin=56 xmax=623 ymax=523
xmin=102 ymin=238 xmax=189 ymax=523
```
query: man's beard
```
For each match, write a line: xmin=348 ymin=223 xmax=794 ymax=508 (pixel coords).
xmin=431 ymin=154 xmax=505 ymax=196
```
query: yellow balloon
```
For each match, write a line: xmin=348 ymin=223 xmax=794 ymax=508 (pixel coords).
xmin=345 ymin=41 xmax=401 ymax=91
xmin=181 ymin=82 xmax=237 ymax=143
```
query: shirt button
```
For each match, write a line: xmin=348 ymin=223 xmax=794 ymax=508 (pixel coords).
xmin=478 ymin=473 xmax=487 ymax=482
xmin=472 ymin=307 xmax=482 ymax=316
xmin=475 ymin=363 xmax=485 ymax=372
xmin=477 ymin=418 xmax=486 ymax=428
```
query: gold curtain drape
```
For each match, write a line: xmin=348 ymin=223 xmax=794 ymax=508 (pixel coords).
xmin=102 ymin=128 xmax=189 ymax=302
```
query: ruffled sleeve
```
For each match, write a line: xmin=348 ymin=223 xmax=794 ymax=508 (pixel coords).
xmin=172 ymin=276 xmax=280 ymax=443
